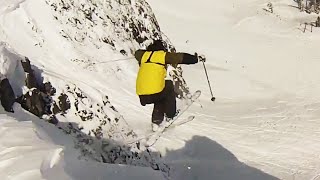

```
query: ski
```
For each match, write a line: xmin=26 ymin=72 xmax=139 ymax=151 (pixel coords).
xmin=144 ymin=115 xmax=195 ymax=147
xmin=124 ymin=115 xmax=196 ymax=146
xmin=124 ymin=90 xmax=201 ymax=146
xmin=169 ymin=115 xmax=195 ymax=129
xmin=143 ymin=90 xmax=201 ymax=147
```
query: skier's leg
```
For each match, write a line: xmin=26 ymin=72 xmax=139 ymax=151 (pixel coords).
xmin=152 ymin=100 xmax=165 ymax=125
xmin=164 ymin=80 xmax=177 ymax=119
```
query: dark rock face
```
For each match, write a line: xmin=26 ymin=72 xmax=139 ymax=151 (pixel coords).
xmin=18 ymin=87 xmax=70 ymax=117
xmin=42 ymin=82 xmax=56 ymax=96
xmin=17 ymin=57 xmax=70 ymax=117
xmin=21 ymin=57 xmax=33 ymax=72
xmin=48 ymin=115 xmax=59 ymax=125
xmin=58 ymin=93 xmax=71 ymax=113
xmin=44 ymin=0 xmax=171 ymax=53
xmin=0 ymin=78 xmax=15 ymax=112
xmin=25 ymin=73 xmax=38 ymax=89
xmin=19 ymin=89 xmax=46 ymax=117
xmin=52 ymin=102 xmax=61 ymax=115
xmin=21 ymin=57 xmax=38 ymax=89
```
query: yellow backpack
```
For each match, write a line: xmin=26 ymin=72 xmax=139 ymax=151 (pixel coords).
xmin=136 ymin=51 xmax=166 ymax=95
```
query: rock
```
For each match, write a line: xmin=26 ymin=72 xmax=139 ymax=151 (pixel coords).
xmin=58 ymin=93 xmax=71 ymax=113
xmin=48 ymin=115 xmax=59 ymax=125
xmin=21 ymin=57 xmax=33 ymax=72
xmin=0 ymin=78 xmax=15 ymax=112
xmin=52 ymin=101 xmax=61 ymax=114
xmin=19 ymin=89 xmax=46 ymax=117
xmin=21 ymin=57 xmax=38 ymax=89
xmin=25 ymin=72 xmax=38 ymax=89
xmin=120 ymin=49 xmax=127 ymax=55
xmin=42 ymin=82 xmax=56 ymax=96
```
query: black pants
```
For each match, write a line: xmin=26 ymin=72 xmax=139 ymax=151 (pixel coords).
xmin=139 ymin=80 xmax=177 ymax=125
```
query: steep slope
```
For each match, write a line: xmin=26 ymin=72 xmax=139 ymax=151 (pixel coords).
xmin=0 ymin=104 xmax=164 ymax=180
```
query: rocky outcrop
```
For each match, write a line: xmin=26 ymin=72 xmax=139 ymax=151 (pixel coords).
xmin=21 ymin=57 xmax=38 ymax=89
xmin=16 ymin=57 xmax=65 ymax=119
xmin=0 ymin=78 xmax=15 ymax=112
xmin=44 ymin=0 xmax=169 ymax=52
xmin=13 ymin=57 xmax=171 ymax=177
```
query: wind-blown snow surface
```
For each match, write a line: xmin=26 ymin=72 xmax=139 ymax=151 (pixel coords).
xmin=0 ymin=0 xmax=320 ymax=179
xmin=0 ymin=105 xmax=163 ymax=180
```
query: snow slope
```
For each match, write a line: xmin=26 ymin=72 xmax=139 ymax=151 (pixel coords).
xmin=0 ymin=104 xmax=164 ymax=180
xmin=0 ymin=0 xmax=320 ymax=179
xmin=147 ymin=0 xmax=320 ymax=179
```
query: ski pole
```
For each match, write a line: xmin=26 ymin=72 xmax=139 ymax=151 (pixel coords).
xmin=200 ymin=57 xmax=215 ymax=101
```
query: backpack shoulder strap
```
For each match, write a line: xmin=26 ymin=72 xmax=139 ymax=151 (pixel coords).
xmin=145 ymin=51 xmax=154 ymax=63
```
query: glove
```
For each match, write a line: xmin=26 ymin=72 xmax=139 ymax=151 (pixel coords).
xmin=195 ymin=52 xmax=206 ymax=62
xmin=199 ymin=55 xmax=206 ymax=62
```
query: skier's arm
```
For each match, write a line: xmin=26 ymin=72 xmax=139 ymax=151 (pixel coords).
xmin=165 ymin=52 xmax=198 ymax=65
xmin=135 ymin=50 xmax=199 ymax=65
xmin=134 ymin=50 xmax=145 ymax=64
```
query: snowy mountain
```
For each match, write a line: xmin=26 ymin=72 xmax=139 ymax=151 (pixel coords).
xmin=1 ymin=0 xmax=320 ymax=179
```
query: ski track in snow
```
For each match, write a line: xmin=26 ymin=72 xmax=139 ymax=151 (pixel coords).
xmin=153 ymin=96 xmax=320 ymax=179
xmin=0 ymin=0 xmax=27 ymax=15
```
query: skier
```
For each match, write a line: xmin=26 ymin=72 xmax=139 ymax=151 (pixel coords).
xmin=134 ymin=39 xmax=202 ymax=131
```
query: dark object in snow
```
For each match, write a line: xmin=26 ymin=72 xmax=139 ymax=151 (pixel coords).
xmin=21 ymin=57 xmax=38 ymax=89
xmin=316 ymin=16 xmax=320 ymax=27
xmin=52 ymin=102 xmax=61 ymax=114
xmin=21 ymin=57 xmax=33 ymax=72
xmin=42 ymin=82 xmax=56 ymax=96
xmin=0 ymin=78 xmax=15 ymax=112
xmin=19 ymin=89 xmax=46 ymax=117
xmin=25 ymin=73 xmax=38 ymax=89
xmin=48 ymin=115 xmax=59 ymax=125
xmin=120 ymin=49 xmax=127 ymax=55
xmin=58 ymin=93 xmax=71 ymax=113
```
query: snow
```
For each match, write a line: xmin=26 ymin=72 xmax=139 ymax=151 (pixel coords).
xmin=0 ymin=104 xmax=163 ymax=180
xmin=0 ymin=0 xmax=319 ymax=179
xmin=147 ymin=0 xmax=320 ymax=179
xmin=0 ymin=43 xmax=26 ymax=96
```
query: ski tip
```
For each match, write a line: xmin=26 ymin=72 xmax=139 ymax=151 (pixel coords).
xmin=191 ymin=90 xmax=201 ymax=100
